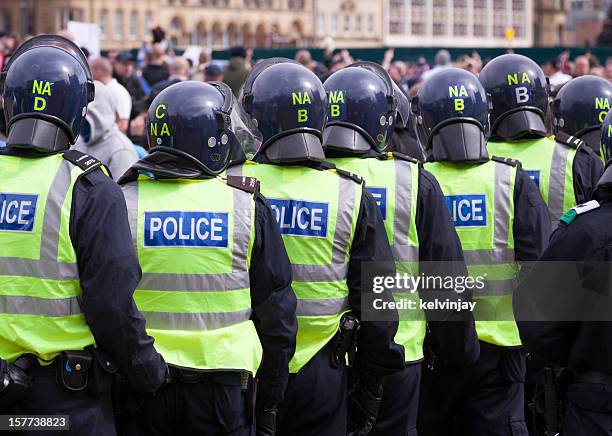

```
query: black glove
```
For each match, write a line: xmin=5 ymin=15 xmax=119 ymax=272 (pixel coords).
xmin=347 ymin=374 xmax=387 ymax=436
xmin=256 ymin=405 xmax=277 ymax=436
xmin=0 ymin=359 xmax=33 ymax=406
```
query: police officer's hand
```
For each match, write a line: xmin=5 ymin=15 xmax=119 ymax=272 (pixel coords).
xmin=347 ymin=373 xmax=387 ymax=436
xmin=255 ymin=405 xmax=277 ymax=436
xmin=0 ymin=360 xmax=33 ymax=406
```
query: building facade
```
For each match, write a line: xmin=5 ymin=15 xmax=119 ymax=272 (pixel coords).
xmin=0 ymin=0 xmax=315 ymax=50
xmin=384 ymin=0 xmax=533 ymax=47
xmin=313 ymin=0 xmax=384 ymax=47
xmin=565 ymin=0 xmax=611 ymax=45
xmin=533 ymin=0 xmax=570 ymax=46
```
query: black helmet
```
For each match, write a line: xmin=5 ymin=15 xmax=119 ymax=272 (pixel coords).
xmin=1 ymin=34 xmax=95 ymax=151
xmin=241 ymin=58 xmax=327 ymax=163
xmin=322 ymin=62 xmax=397 ymax=154
xmin=147 ymin=81 xmax=261 ymax=176
xmin=552 ymin=75 xmax=612 ymax=153
xmin=412 ymin=67 xmax=490 ymax=163
xmin=601 ymin=109 xmax=612 ymax=163
xmin=479 ymin=54 xmax=549 ymax=140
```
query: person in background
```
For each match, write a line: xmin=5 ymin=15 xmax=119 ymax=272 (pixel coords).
xmin=191 ymin=48 xmax=213 ymax=82
xmin=91 ymin=57 xmax=132 ymax=133
xmin=223 ymin=45 xmax=250 ymax=96
xmin=421 ymin=49 xmax=452 ymax=81
xmin=573 ymin=55 xmax=591 ymax=78
xmin=142 ymin=44 xmax=170 ymax=87
xmin=114 ymin=51 xmax=147 ymax=119
xmin=74 ymin=82 xmax=139 ymax=180
xmin=203 ymin=64 xmax=224 ymax=82
xmin=605 ymin=57 xmax=612 ymax=81
xmin=149 ymin=57 xmax=190 ymax=98
xmin=547 ymin=57 xmax=573 ymax=92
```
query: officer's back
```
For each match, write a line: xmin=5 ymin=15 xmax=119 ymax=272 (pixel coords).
xmin=0 ymin=35 xmax=166 ymax=435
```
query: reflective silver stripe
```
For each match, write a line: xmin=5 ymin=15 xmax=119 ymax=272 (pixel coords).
xmin=296 ymin=297 xmax=349 ymax=316
xmin=393 ymin=159 xmax=412 ymax=248
xmin=392 ymin=245 xmax=419 ymax=262
xmin=0 ymin=258 xmax=78 ymax=281
xmin=331 ymin=176 xmax=356 ymax=264
xmin=392 ymin=160 xmax=419 ymax=262
xmin=463 ymin=248 xmax=515 ymax=265
xmin=291 ymin=263 xmax=349 ymax=282
xmin=232 ymin=189 xmax=252 ymax=273
xmin=0 ymin=294 xmax=82 ymax=316
xmin=548 ymin=143 xmax=571 ymax=224
xmin=139 ymin=271 xmax=250 ymax=291
xmin=493 ymin=162 xmax=512 ymax=248
xmin=122 ymin=182 xmax=139 ymax=253
xmin=473 ymin=278 xmax=518 ymax=297
xmin=143 ymin=309 xmax=252 ymax=330
xmin=40 ymin=160 xmax=74 ymax=261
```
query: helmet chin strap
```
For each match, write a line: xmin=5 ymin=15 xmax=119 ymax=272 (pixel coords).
xmin=7 ymin=118 xmax=71 ymax=153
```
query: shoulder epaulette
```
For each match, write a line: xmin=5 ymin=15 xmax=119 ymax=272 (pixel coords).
xmin=491 ymin=155 xmax=521 ymax=168
xmin=555 ymin=131 xmax=584 ymax=149
xmin=62 ymin=150 xmax=104 ymax=173
xmin=559 ymin=199 xmax=600 ymax=225
xmin=333 ymin=167 xmax=363 ymax=184
xmin=389 ymin=151 xmax=420 ymax=164
xmin=226 ymin=175 xmax=260 ymax=194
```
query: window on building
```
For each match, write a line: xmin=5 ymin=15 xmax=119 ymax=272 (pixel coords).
xmin=129 ymin=11 xmax=138 ymax=38
xmin=412 ymin=0 xmax=425 ymax=6
xmin=344 ymin=15 xmax=350 ymax=32
xmin=0 ymin=10 xmax=11 ymax=31
xmin=454 ymin=0 xmax=467 ymax=6
xmin=512 ymin=0 xmax=524 ymax=9
xmin=100 ymin=9 xmax=109 ymax=36
xmin=288 ymin=0 xmax=305 ymax=9
xmin=474 ymin=0 xmax=486 ymax=8
xmin=196 ymin=0 xmax=206 ymax=5
xmin=474 ymin=24 xmax=486 ymax=36
xmin=58 ymin=9 xmax=70 ymax=30
xmin=515 ymin=25 xmax=524 ymax=38
xmin=389 ymin=0 xmax=406 ymax=35
xmin=331 ymin=14 xmax=337 ymax=35
xmin=317 ymin=13 xmax=325 ymax=35
xmin=144 ymin=11 xmax=153 ymax=32
xmin=356 ymin=14 xmax=362 ymax=32
xmin=411 ymin=21 xmax=425 ymax=35
xmin=433 ymin=22 xmax=445 ymax=35
xmin=494 ymin=25 xmax=505 ymax=37
xmin=454 ymin=22 xmax=467 ymax=35
xmin=368 ymin=14 xmax=374 ymax=33
xmin=114 ymin=10 xmax=124 ymax=38
xmin=493 ymin=0 xmax=505 ymax=9
xmin=433 ymin=0 xmax=446 ymax=7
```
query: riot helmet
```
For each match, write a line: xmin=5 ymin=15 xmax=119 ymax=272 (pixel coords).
xmin=412 ymin=67 xmax=490 ymax=163
xmin=241 ymin=58 xmax=327 ymax=163
xmin=600 ymin=109 xmax=612 ymax=163
xmin=479 ymin=54 xmax=549 ymax=140
xmin=322 ymin=62 xmax=397 ymax=154
xmin=393 ymin=81 xmax=411 ymax=129
xmin=552 ymin=75 xmax=612 ymax=153
xmin=146 ymin=81 xmax=261 ymax=176
xmin=1 ymin=34 xmax=95 ymax=152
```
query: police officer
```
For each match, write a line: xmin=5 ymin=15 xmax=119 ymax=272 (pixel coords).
xmin=0 ymin=35 xmax=166 ymax=434
xmin=552 ymin=75 xmax=612 ymax=157
xmin=602 ymin=110 xmax=612 ymax=163
xmin=413 ymin=68 xmax=551 ymax=435
xmin=228 ymin=59 xmax=406 ymax=436
xmin=480 ymin=54 xmax=603 ymax=229
xmin=515 ymin=115 xmax=612 ymax=434
xmin=322 ymin=62 xmax=479 ymax=436
xmin=388 ymin=81 xmax=425 ymax=161
xmin=118 ymin=81 xmax=297 ymax=435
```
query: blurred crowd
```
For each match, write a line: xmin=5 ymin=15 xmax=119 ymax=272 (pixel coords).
xmin=0 ymin=27 xmax=611 ymax=175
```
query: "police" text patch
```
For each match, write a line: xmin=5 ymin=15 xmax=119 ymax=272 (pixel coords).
xmin=367 ymin=187 xmax=387 ymax=221
xmin=0 ymin=193 xmax=38 ymax=232
xmin=445 ymin=194 xmax=487 ymax=227
xmin=268 ymin=199 xmax=329 ymax=238
xmin=144 ymin=211 xmax=229 ymax=247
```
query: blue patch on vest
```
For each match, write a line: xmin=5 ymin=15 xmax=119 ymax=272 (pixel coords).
xmin=144 ymin=211 xmax=229 ymax=247
xmin=525 ymin=170 xmax=541 ymax=189
xmin=268 ymin=198 xmax=329 ymax=238
xmin=445 ymin=194 xmax=487 ymax=227
xmin=0 ymin=193 xmax=38 ymax=232
xmin=367 ymin=187 xmax=387 ymax=220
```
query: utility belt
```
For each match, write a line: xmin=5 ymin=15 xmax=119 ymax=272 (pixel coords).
xmin=0 ymin=348 xmax=117 ymax=406
xmin=165 ymin=366 xmax=253 ymax=392
xmin=330 ymin=312 xmax=361 ymax=369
